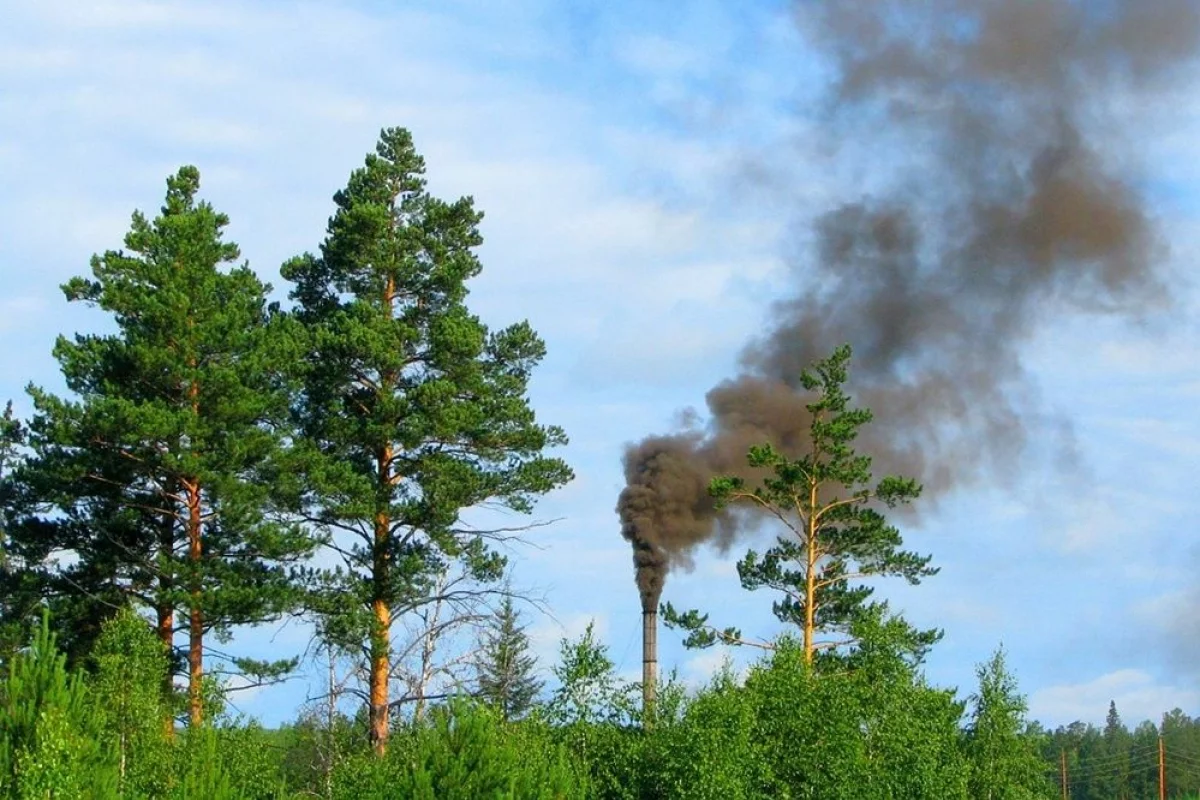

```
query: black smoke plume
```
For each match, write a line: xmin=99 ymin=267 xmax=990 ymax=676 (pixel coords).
xmin=618 ymin=0 xmax=1200 ymax=611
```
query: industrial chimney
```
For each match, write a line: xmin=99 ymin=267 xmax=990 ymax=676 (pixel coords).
xmin=642 ymin=605 xmax=657 ymax=724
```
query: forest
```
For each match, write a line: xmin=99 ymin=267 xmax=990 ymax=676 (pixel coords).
xmin=0 ymin=127 xmax=1197 ymax=800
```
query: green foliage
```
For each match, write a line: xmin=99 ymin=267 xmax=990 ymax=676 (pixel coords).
xmin=275 ymin=707 xmax=364 ymax=797
xmin=165 ymin=723 xmax=287 ymax=800
xmin=11 ymin=166 xmax=313 ymax=719
xmin=213 ymin=723 xmax=289 ymax=800
xmin=547 ymin=622 xmax=635 ymax=728
xmin=281 ymin=126 xmax=572 ymax=748
xmin=90 ymin=608 xmax=171 ymax=797
xmin=1091 ymin=701 xmax=1132 ymax=799
xmin=0 ymin=401 xmax=22 ymax=560
xmin=475 ymin=595 xmax=543 ymax=721
xmin=641 ymin=663 xmax=766 ymax=799
xmin=170 ymin=726 xmax=241 ymax=799
xmin=330 ymin=700 xmax=587 ymax=799
xmin=0 ymin=401 xmax=32 ymax=671
xmin=666 ymin=345 xmax=939 ymax=663
xmin=0 ymin=613 xmax=117 ymax=799
xmin=544 ymin=622 xmax=642 ymax=798
xmin=621 ymin=628 xmax=970 ymax=800
xmin=964 ymin=648 xmax=1053 ymax=800
xmin=751 ymin=635 xmax=969 ymax=799
xmin=0 ymin=402 xmax=21 ymax=480
xmin=1161 ymin=708 xmax=1200 ymax=796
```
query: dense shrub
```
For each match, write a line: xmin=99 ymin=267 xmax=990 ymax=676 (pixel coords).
xmin=330 ymin=700 xmax=588 ymax=799
xmin=0 ymin=614 xmax=117 ymax=799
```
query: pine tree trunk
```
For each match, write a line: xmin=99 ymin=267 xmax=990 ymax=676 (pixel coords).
xmin=369 ymin=595 xmax=391 ymax=754
xmin=157 ymin=509 xmax=176 ymax=740
xmin=804 ymin=481 xmax=818 ymax=666
xmin=369 ymin=493 xmax=391 ymax=755
xmin=156 ymin=603 xmax=175 ymax=739
xmin=186 ymin=479 xmax=204 ymax=727
xmin=368 ymin=278 xmax=397 ymax=756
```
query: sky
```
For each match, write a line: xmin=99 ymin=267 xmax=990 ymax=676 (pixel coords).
xmin=2 ymin=0 xmax=1200 ymax=730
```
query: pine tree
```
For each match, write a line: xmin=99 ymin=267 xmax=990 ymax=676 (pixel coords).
xmin=664 ymin=345 xmax=938 ymax=664
xmin=0 ymin=402 xmax=20 ymax=489
xmin=474 ymin=595 xmax=542 ymax=721
xmin=281 ymin=127 xmax=572 ymax=754
xmin=14 ymin=167 xmax=313 ymax=727
xmin=1091 ymin=700 xmax=1132 ymax=800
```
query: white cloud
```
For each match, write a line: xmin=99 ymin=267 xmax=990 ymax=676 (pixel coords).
xmin=1131 ymin=586 xmax=1200 ymax=678
xmin=1029 ymin=669 xmax=1200 ymax=728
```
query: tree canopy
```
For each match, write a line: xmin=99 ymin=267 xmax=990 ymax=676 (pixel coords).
xmin=280 ymin=127 xmax=572 ymax=753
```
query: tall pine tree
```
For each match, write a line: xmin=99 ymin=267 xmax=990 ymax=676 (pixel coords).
xmin=15 ymin=167 xmax=312 ymax=726
xmin=281 ymin=127 xmax=572 ymax=754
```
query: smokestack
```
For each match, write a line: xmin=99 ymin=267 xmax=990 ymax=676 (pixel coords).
xmin=642 ymin=607 xmax=657 ymax=723
xmin=617 ymin=0 xmax=1199 ymax=619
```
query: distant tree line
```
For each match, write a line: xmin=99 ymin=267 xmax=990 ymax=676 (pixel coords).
xmin=1035 ymin=701 xmax=1200 ymax=800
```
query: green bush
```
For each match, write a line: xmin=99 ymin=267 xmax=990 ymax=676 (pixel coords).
xmin=642 ymin=665 xmax=768 ymax=800
xmin=330 ymin=700 xmax=587 ymax=799
xmin=90 ymin=608 xmax=172 ymax=798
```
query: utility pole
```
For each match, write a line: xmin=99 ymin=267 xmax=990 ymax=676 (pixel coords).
xmin=1159 ymin=734 xmax=1167 ymax=800
xmin=1060 ymin=749 xmax=1069 ymax=800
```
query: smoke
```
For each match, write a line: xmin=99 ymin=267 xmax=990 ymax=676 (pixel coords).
xmin=618 ymin=0 xmax=1200 ymax=611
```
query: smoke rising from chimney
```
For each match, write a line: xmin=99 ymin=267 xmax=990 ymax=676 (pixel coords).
xmin=618 ymin=0 xmax=1200 ymax=611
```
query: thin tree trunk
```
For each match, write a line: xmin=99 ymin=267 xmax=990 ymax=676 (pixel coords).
xmin=157 ymin=508 xmax=176 ymax=740
xmin=804 ymin=481 xmax=818 ymax=666
xmin=325 ymin=647 xmax=337 ymax=799
xmin=412 ymin=596 xmax=441 ymax=724
xmin=186 ymin=477 xmax=204 ymax=727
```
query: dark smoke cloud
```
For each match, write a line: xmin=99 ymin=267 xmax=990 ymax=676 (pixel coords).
xmin=618 ymin=0 xmax=1200 ymax=610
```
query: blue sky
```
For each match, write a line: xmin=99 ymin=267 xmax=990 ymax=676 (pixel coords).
xmin=3 ymin=0 xmax=1200 ymax=730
